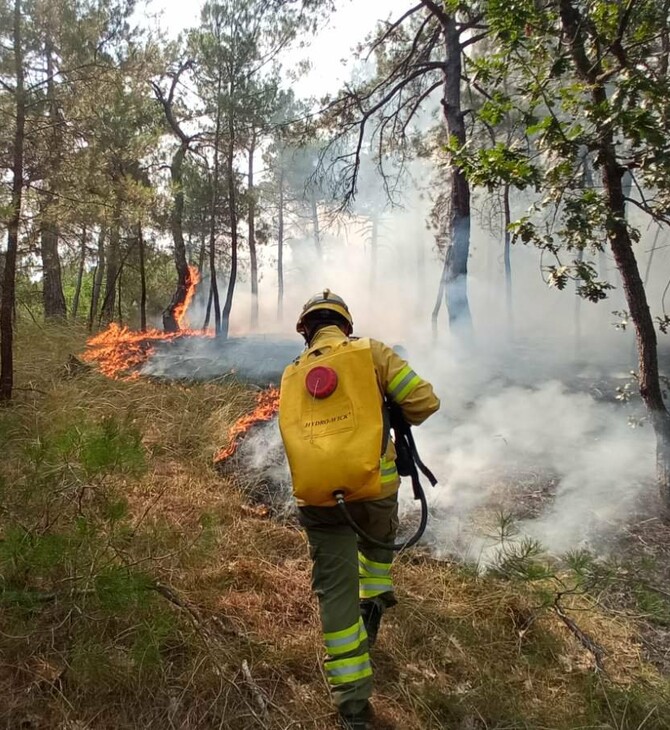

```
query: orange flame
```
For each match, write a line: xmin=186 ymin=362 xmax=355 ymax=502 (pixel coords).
xmin=214 ymin=387 xmax=280 ymax=463
xmin=83 ymin=267 xmax=207 ymax=380
xmin=174 ymin=265 xmax=201 ymax=330
xmin=83 ymin=323 xmax=183 ymax=380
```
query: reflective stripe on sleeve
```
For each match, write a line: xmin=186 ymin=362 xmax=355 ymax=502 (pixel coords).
xmin=387 ymin=366 xmax=421 ymax=402
xmin=325 ymin=653 xmax=373 ymax=686
xmin=380 ymin=459 xmax=398 ymax=484
xmin=324 ymin=618 xmax=367 ymax=657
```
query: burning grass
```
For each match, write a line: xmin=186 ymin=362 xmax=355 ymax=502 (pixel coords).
xmin=213 ymin=387 xmax=281 ymax=464
xmin=1 ymin=323 xmax=670 ymax=729
xmin=81 ymin=266 xmax=212 ymax=381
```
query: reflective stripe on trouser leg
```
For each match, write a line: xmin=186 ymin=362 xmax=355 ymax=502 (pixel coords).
xmin=303 ymin=522 xmax=373 ymax=714
xmin=359 ymin=552 xmax=394 ymax=599
xmin=326 ymin=653 xmax=373 ymax=685
xmin=353 ymin=494 xmax=399 ymax=604
xmin=324 ymin=617 xmax=368 ymax=656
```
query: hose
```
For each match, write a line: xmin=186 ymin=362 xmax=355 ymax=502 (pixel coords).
xmin=332 ymin=411 xmax=435 ymax=552
xmin=334 ymin=478 xmax=429 ymax=552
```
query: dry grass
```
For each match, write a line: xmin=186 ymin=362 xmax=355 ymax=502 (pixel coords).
xmin=0 ymin=323 xmax=669 ymax=729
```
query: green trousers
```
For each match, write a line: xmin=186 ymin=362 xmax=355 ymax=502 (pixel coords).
xmin=299 ymin=492 xmax=399 ymax=715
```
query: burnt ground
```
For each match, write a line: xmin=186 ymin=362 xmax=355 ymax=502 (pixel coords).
xmin=142 ymin=335 xmax=302 ymax=386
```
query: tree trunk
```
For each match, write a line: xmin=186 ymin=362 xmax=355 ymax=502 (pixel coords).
xmin=560 ymin=0 xmax=670 ymax=516
xmin=138 ymin=223 xmax=147 ymax=332
xmin=1 ymin=0 xmax=25 ymax=402
xmin=117 ymin=274 xmax=123 ymax=325
xmin=431 ymin=274 xmax=446 ymax=338
xmin=311 ymin=193 xmax=322 ymax=259
xmin=203 ymin=281 xmax=213 ymax=331
xmin=71 ymin=226 xmax=87 ymax=321
xmin=277 ymin=169 xmax=284 ymax=322
xmin=503 ymin=183 xmax=513 ymax=331
xmin=437 ymin=13 xmax=472 ymax=333
xmin=100 ymin=212 xmax=120 ymax=325
xmin=198 ymin=233 xmax=207 ymax=273
xmin=40 ymin=220 xmax=67 ymax=320
xmin=88 ymin=226 xmax=106 ymax=330
xmin=248 ymin=135 xmax=259 ymax=329
xmin=220 ymin=147 xmax=238 ymax=339
xmin=220 ymin=80 xmax=238 ymax=340
xmin=40 ymin=41 xmax=66 ymax=321
xmin=163 ymin=142 xmax=190 ymax=332
xmin=208 ymin=80 xmax=223 ymax=335
xmin=603 ymin=154 xmax=670 ymax=515
xmin=574 ymin=247 xmax=584 ymax=354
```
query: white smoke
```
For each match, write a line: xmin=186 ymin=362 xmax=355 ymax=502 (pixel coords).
xmin=141 ymin=157 xmax=668 ymax=561
xmin=249 ymin=209 xmax=663 ymax=558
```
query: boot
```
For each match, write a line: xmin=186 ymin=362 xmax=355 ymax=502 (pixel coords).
xmin=338 ymin=701 xmax=373 ymax=729
xmin=360 ymin=599 xmax=384 ymax=647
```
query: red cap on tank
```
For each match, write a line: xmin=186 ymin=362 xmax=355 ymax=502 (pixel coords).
xmin=305 ymin=366 xmax=338 ymax=398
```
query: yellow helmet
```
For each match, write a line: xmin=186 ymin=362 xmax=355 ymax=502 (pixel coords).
xmin=296 ymin=289 xmax=353 ymax=336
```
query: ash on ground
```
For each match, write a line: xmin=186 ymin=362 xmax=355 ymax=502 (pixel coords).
xmin=142 ymin=335 xmax=302 ymax=387
xmin=218 ymin=419 xmax=295 ymax=521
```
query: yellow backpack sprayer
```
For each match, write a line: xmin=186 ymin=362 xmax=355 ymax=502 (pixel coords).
xmin=279 ymin=338 xmax=437 ymax=550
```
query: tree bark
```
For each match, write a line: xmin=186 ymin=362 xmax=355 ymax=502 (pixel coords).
xmin=1 ymin=0 xmax=26 ymax=402
xmin=138 ymin=223 xmax=147 ymax=332
xmin=117 ymin=273 xmax=123 ymax=325
xmin=439 ymin=13 xmax=472 ymax=333
xmin=208 ymin=77 xmax=223 ymax=335
xmin=163 ymin=142 xmax=190 ymax=331
xmin=40 ymin=40 xmax=66 ymax=321
xmin=100 ymin=208 xmax=121 ymax=325
xmin=574 ymin=246 xmax=584 ymax=353
xmin=40 ymin=220 xmax=67 ymax=320
xmin=153 ymin=65 xmax=196 ymax=333
xmin=71 ymin=226 xmax=87 ymax=321
xmin=220 ymin=80 xmax=238 ymax=340
xmin=203 ymin=281 xmax=213 ymax=331
xmin=503 ymin=183 xmax=513 ymax=331
xmin=88 ymin=226 xmax=106 ymax=330
xmin=248 ymin=134 xmax=259 ymax=329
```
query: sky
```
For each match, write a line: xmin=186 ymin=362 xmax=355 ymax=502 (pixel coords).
xmin=144 ymin=0 xmax=413 ymax=97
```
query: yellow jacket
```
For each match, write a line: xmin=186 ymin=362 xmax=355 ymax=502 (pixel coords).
xmin=303 ymin=326 xmax=440 ymax=500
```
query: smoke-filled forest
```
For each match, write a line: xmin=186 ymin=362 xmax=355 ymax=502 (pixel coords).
xmin=2 ymin=1 xmax=670 ymax=728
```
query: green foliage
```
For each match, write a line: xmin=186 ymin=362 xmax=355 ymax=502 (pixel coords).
xmin=94 ymin=566 xmax=154 ymax=612
xmin=80 ymin=417 xmax=145 ymax=477
xmin=635 ymin=586 xmax=670 ymax=625
xmin=451 ymin=139 xmax=539 ymax=191
xmin=458 ymin=0 xmax=670 ymax=322
xmin=23 ymin=416 xmax=146 ymax=481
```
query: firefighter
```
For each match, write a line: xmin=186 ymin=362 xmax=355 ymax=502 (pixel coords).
xmin=278 ymin=290 xmax=440 ymax=729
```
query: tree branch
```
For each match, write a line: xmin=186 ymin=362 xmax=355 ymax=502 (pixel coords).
xmin=365 ymin=3 xmax=425 ymax=61
xmin=419 ymin=0 xmax=450 ymax=28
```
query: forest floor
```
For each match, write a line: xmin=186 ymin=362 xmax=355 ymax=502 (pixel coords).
xmin=1 ymin=323 xmax=670 ymax=730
